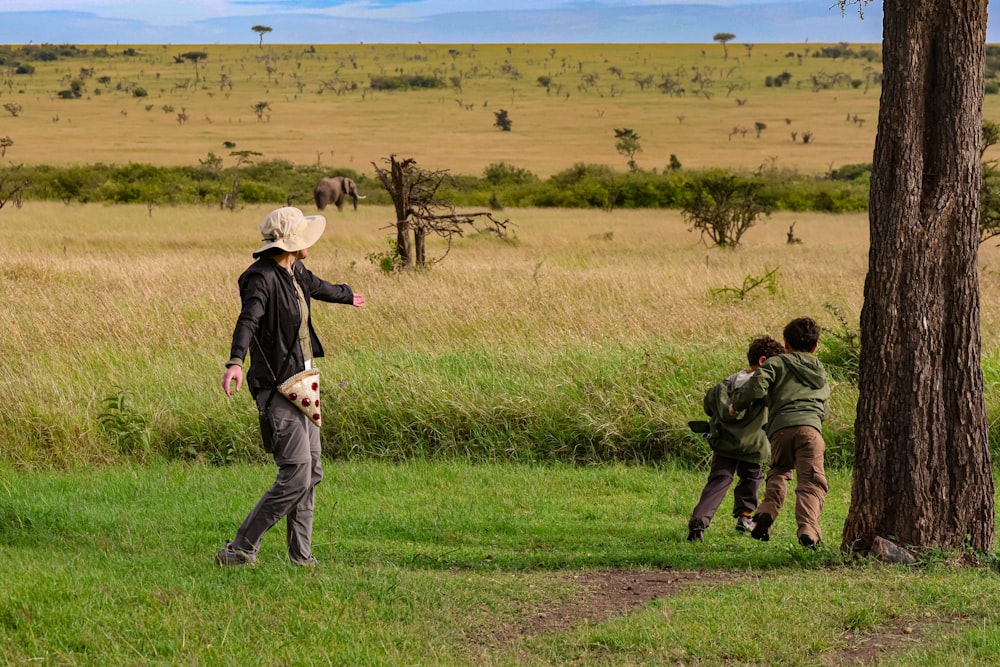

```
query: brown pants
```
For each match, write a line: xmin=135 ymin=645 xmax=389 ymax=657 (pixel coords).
xmin=757 ymin=425 xmax=828 ymax=542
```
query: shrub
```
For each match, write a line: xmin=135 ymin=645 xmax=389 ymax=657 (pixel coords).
xmin=483 ymin=162 xmax=538 ymax=186
xmin=369 ymin=73 xmax=444 ymax=90
xmin=681 ymin=169 xmax=771 ymax=248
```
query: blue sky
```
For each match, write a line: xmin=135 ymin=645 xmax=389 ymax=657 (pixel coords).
xmin=0 ymin=1 xmax=894 ymax=45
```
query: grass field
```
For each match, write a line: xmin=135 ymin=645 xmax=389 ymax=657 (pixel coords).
xmin=0 ymin=42 xmax=897 ymax=177
xmin=0 ymin=202 xmax=861 ymax=466
xmin=3 ymin=40 xmax=1000 ymax=665
xmin=4 ymin=201 xmax=1000 ymax=467
xmin=2 ymin=462 xmax=1000 ymax=666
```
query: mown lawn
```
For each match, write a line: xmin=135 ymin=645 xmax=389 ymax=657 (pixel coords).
xmin=2 ymin=461 xmax=999 ymax=666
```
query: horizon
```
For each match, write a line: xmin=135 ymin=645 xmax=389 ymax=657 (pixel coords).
xmin=0 ymin=1 xmax=894 ymax=45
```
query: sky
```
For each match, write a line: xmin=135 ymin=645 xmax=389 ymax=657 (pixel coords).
xmin=0 ymin=0 xmax=897 ymax=45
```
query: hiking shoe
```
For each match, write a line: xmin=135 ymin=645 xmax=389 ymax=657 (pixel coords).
xmin=687 ymin=528 xmax=704 ymax=542
xmin=291 ymin=555 xmax=319 ymax=568
xmin=750 ymin=513 xmax=773 ymax=542
xmin=736 ymin=514 xmax=755 ymax=533
xmin=215 ymin=542 xmax=257 ymax=566
xmin=798 ymin=534 xmax=819 ymax=550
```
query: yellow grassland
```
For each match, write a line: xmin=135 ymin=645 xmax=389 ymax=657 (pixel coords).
xmin=4 ymin=201 xmax=1000 ymax=464
xmin=6 ymin=201 xmax=1000 ymax=359
xmin=0 ymin=42 xmax=904 ymax=176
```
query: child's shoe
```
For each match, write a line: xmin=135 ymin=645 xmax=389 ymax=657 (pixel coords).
xmin=798 ymin=534 xmax=819 ymax=550
xmin=687 ymin=518 xmax=705 ymax=542
xmin=750 ymin=513 xmax=773 ymax=541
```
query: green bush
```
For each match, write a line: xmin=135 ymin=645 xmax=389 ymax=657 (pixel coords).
xmin=12 ymin=159 xmax=873 ymax=213
xmin=483 ymin=162 xmax=538 ymax=186
xmin=238 ymin=180 xmax=286 ymax=203
xmin=369 ymin=73 xmax=444 ymax=90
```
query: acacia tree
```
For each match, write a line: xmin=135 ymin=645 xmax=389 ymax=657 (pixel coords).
xmin=680 ymin=170 xmax=769 ymax=248
xmin=613 ymin=128 xmax=641 ymax=171
xmin=841 ymin=0 xmax=995 ymax=555
xmin=179 ymin=51 xmax=207 ymax=83
xmin=712 ymin=32 xmax=735 ymax=60
xmin=372 ymin=155 xmax=508 ymax=269
xmin=252 ymin=25 xmax=272 ymax=48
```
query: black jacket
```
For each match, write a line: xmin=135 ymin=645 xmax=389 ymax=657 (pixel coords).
xmin=228 ymin=257 xmax=354 ymax=395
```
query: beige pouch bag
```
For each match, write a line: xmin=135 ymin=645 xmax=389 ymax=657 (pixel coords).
xmin=277 ymin=368 xmax=322 ymax=426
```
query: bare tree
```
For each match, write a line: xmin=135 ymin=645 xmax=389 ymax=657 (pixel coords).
xmin=840 ymin=0 xmax=995 ymax=555
xmin=0 ymin=164 xmax=30 ymax=210
xmin=371 ymin=155 xmax=509 ymax=269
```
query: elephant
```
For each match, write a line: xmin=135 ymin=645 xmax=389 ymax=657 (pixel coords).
xmin=314 ymin=176 xmax=367 ymax=211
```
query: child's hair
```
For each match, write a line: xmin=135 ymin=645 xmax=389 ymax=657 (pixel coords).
xmin=783 ymin=317 xmax=821 ymax=352
xmin=747 ymin=335 xmax=785 ymax=365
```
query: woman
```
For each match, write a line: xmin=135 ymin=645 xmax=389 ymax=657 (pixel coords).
xmin=217 ymin=206 xmax=365 ymax=566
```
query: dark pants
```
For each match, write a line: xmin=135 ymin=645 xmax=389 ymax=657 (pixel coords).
xmin=689 ymin=453 xmax=763 ymax=530
xmin=230 ymin=390 xmax=323 ymax=563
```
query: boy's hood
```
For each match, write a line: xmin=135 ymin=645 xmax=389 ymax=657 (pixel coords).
xmin=716 ymin=370 xmax=754 ymax=423
xmin=782 ymin=352 xmax=827 ymax=389
xmin=729 ymin=369 xmax=754 ymax=390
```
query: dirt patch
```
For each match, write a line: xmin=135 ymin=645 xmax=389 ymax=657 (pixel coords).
xmin=477 ymin=567 xmax=739 ymax=645
xmin=467 ymin=568 xmax=959 ymax=666
xmin=823 ymin=618 xmax=957 ymax=666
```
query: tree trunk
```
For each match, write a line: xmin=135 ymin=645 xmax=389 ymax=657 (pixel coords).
xmin=396 ymin=218 xmax=412 ymax=267
xmin=388 ymin=157 xmax=412 ymax=267
xmin=414 ymin=228 xmax=426 ymax=267
xmin=842 ymin=0 xmax=994 ymax=553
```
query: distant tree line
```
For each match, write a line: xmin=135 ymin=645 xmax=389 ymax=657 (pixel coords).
xmin=0 ymin=159 xmax=872 ymax=213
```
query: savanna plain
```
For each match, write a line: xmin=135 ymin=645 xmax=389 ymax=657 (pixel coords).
xmin=3 ymin=42 xmax=1000 ymax=665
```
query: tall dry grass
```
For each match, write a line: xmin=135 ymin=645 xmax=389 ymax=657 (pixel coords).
xmin=9 ymin=200 xmax=999 ymax=468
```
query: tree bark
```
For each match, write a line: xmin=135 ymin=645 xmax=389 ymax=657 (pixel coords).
xmin=382 ymin=156 xmax=412 ymax=267
xmin=414 ymin=228 xmax=426 ymax=267
xmin=842 ymin=0 xmax=994 ymax=553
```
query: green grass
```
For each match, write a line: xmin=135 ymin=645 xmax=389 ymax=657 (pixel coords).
xmin=1 ymin=462 xmax=998 ymax=666
xmin=7 ymin=202 xmax=1000 ymax=468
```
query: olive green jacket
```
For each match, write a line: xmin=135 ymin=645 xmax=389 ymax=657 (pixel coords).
xmin=703 ymin=370 xmax=770 ymax=465
xmin=729 ymin=352 xmax=829 ymax=438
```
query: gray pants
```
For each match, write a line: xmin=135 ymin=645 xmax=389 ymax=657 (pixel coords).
xmin=231 ymin=390 xmax=323 ymax=563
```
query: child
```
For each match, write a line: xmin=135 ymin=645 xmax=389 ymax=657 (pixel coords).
xmin=728 ymin=317 xmax=830 ymax=549
xmin=687 ymin=335 xmax=786 ymax=542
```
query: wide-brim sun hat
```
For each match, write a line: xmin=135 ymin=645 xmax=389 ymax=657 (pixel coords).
xmin=252 ymin=206 xmax=326 ymax=258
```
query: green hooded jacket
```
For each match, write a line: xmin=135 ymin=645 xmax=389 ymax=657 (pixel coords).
xmin=703 ymin=370 xmax=770 ymax=465
xmin=729 ymin=352 xmax=829 ymax=438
